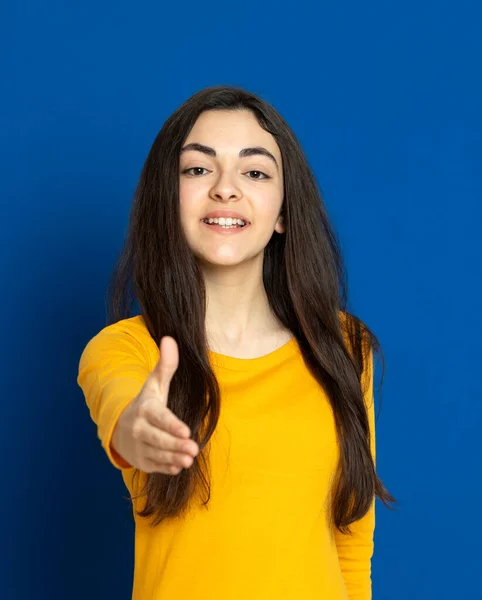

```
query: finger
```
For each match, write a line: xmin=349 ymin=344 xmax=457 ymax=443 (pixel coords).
xmin=142 ymin=458 xmax=183 ymax=475
xmin=137 ymin=423 xmax=199 ymax=456
xmin=141 ymin=336 xmax=179 ymax=399
xmin=144 ymin=404 xmax=192 ymax=439
xmin=142 ymin=443 xmax=194 ymax=469
xmin=155 ymin=336 xmax=179 ymax=397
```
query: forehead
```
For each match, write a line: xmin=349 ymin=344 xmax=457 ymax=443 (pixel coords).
xmin=184 ymin=110 xmax=281 ymax=160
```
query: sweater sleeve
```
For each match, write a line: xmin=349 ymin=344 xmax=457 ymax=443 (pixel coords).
xmin=333 ymin=344 xmax=376 ymax=600
xmin=77 ymin=324 xmax=152 ymax=470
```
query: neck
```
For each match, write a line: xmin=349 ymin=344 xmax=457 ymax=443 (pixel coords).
xmin=201 ymin=257 xmax=281 ymax=347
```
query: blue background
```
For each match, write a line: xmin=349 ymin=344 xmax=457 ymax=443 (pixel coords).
xmin=2 ymin=1 xmax=481 ymax=598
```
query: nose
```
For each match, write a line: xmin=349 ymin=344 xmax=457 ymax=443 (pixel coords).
xmin=209 ymin=170 xmax=242 ymax=202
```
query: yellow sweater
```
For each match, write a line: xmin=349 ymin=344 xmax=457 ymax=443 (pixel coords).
xmin=77 ymin=315 xmax=375 ymax=600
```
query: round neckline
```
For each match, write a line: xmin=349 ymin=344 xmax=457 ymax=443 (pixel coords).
xmin=208 ymin=336 xmax=298 ymax=371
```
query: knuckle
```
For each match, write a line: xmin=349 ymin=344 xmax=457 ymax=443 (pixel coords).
xmin=157 ymin=407 xmax=169 ymax=426
xmin=162 ymin=450 xmax=174 ymax=464
xmin=160 ymin=432 xmax=176 ymax=451
xmin=145 ymin=445 xmax=161 ymax=464
xmin=152 ymin=429 xmax=169 ymax=450
xmin=175 ymin=439 xmax=187 ymax=452
xmin=149 ymin=429 xmax=160 ymax=447
xmin=132 ymin=420 xmax=144 ymax=440
xmin=148 ymin=404 xmax=166 ymax=428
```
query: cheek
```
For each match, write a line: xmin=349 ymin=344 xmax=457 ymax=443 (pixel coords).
xmin=178 ymin=184 xmax=196 ymax=222
xmin=256 ymin=191 xmax=283 ymax=220
xmin=179 ymin=179 xmax=204 ymax=210
xmin=178 ymin=181 xmax=188 ymax=207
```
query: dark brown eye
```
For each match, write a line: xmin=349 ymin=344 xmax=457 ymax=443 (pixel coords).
xmin=246 ymin=170 xmax=269 ymax=180
xmin=183 ymin=167 xmax=209 ymax=176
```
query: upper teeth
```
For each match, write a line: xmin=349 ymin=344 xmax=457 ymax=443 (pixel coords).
xmin=203 ymin=217 xmax=246 ymax=226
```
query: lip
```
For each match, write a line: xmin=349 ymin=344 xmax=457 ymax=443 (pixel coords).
xmin=201 ymin=210 xmax=250 ymax=224
xmin=200 ymin=220 xmax=250 ymax=234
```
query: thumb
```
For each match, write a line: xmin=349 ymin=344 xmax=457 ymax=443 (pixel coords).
xmin=153 ymin=336 xmax=179 ymax=405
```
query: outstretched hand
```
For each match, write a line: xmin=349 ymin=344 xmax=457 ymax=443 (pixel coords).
xmin=111 ymin=336 xmax=199 ymax=474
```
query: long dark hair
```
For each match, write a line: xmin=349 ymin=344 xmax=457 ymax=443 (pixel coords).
xmin=107 ymin=85 xmax=397 ymax=534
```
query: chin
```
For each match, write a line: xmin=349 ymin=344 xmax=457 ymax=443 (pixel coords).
xmin=199 ymin=255 xmax=246 ymax=268
xmin=190 ymin=243 xmax=262 ymax=269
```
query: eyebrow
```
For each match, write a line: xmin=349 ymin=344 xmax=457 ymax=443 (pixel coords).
xmin=180 ymin=142 xmax=279 ymax=171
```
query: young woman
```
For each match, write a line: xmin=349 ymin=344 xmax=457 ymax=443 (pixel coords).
xmin=78 ymin=85 xmax=396 ymax=600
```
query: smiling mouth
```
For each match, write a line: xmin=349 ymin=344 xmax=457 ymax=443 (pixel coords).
xmin=201 ymin=218 xmax=248 ymax=229
xmin=200 ymin=219 xmax=250 ymax=233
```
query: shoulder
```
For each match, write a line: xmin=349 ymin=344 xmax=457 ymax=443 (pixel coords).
xmin=79 ymin=315 xmax=159 ymax=371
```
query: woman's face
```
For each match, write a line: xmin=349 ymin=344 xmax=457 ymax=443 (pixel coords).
xmin=179 ymin=109 xmax=284 ymax=268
